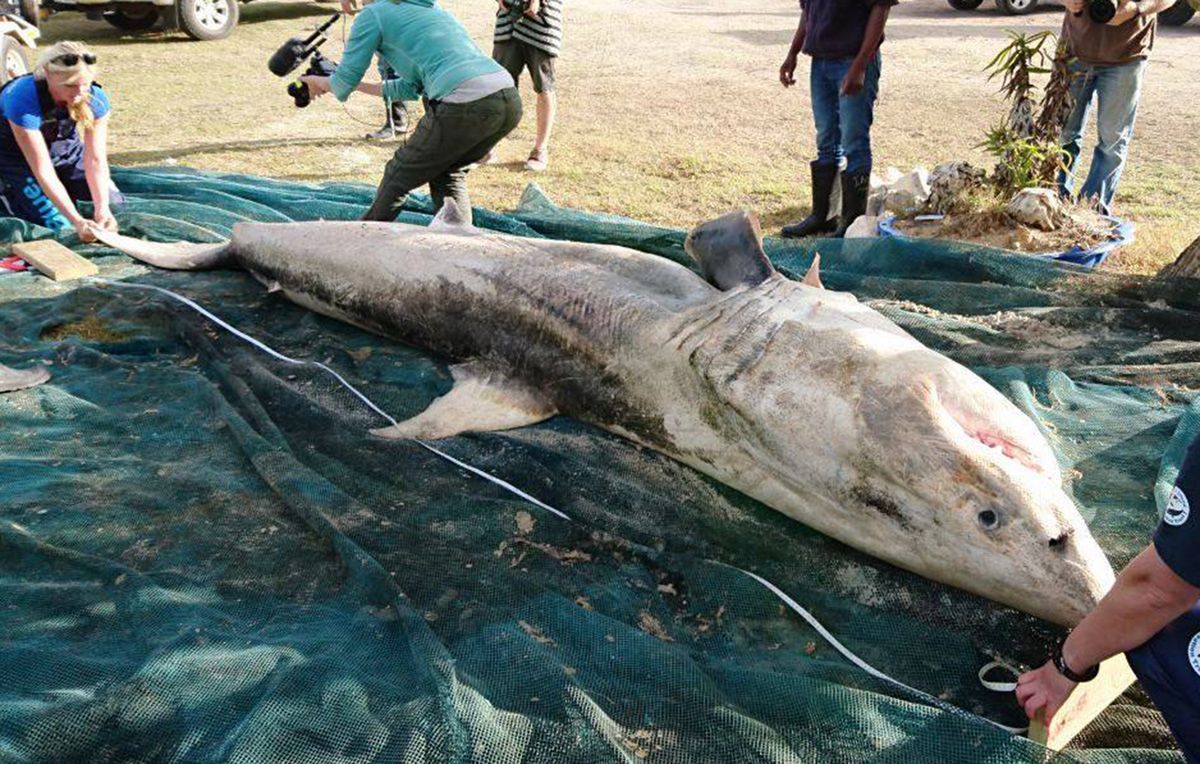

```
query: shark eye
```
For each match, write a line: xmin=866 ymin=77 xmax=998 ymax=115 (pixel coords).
xmin=977 ymin=510 xmax=999 ymax=530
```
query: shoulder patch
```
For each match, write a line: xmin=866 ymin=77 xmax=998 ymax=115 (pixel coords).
xmin=1189 ymin=632 xmax=1200 ymax=678
xmin=1165 ymin=486 xmax=1190 ymax=527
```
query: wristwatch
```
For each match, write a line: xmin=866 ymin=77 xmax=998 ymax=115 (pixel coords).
xmin=1053 ymin=640 xmax=1100 ymax=683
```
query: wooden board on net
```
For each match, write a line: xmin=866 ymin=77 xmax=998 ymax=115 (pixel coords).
xmin=1028 ymin=654 xmax=1136 ymax=751
xmin=12 ymin=239 xmax=97 ymax=281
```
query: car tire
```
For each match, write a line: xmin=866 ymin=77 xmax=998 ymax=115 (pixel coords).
xmin=177 ymin=0 xmax=238 ymax=40
xmin=0 ymin=38 xmax=29 ymax=86
xmin=995 ymin=0 xmax=1039 ymax=13
xmin=1159 ymin=0 xmax=1195 ymax=25
xmin=103 ymin=6 xmax=161 ymax=30
xmin=948 ymin=0 xmax=986 ymax=8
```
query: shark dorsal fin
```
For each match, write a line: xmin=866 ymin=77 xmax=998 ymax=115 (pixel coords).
xmin=370 ymin=362 xmax=555 ymax=441
xmin=684 ymin=211 xmax=777 ymax=290
xmin=429 ymin=198 xmax=475 ymax=232
xmin=803 ymin=253 xmax=824 ymax=289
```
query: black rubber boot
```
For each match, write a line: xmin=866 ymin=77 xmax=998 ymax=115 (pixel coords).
xmin=365 ymin=101 xmax=409 ymax=140
xmin=781 ymin=163 xmax=839 ymax=238
xmin=833 ymin=170 xmax=870 ymax=238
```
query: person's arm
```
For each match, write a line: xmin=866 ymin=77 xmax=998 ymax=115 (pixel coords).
xmin=779 ymin=7 xmax=806 ymax=88
xmin=1016 ymin=544 xmax=1200 ymax=722
xmin=82 ymin=115 xmax=115 ymax=231
xmin=380 ymin=78 xmax=420 ymax=102
xmin=842 ymin=3 xmax=891 ymax=96
xmin=10 ymin=123 xmax=94 ymax=241
xmin=327 ymin=9 xmax=382 ymax=102
xmin=1106 ymin=0 xmax=1177 ymax=24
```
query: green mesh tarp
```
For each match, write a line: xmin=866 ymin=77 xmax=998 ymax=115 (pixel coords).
xmin=1 ymin=166 xmax=1197 ymax=763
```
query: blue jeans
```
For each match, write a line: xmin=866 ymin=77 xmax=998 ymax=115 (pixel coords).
xmin=1126 ymin=602 xmax=1200 ymax=764
xmin=810 ymin=54 xmax=881 ymax=176
xmin=1058 ymin=59 xmax=1146 ymax=214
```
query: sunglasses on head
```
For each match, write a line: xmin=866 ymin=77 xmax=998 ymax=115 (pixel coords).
xmin=52 ymin=53 xmax=97 ymax=67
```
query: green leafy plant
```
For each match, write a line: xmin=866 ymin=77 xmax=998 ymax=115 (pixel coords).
xmin=979 ymin=126 xmax=1071 ymax=193
xmin=1036 ymin=39 xmax=1076 ymax=141
xmin=981 ymin=31 xmax=1077 ymax=194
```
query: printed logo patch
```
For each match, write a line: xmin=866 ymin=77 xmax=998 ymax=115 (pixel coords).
xmin=1165 ymin=487 xmax=1191 ymax=527
xmin=1190 ymin=632 xmax=1200 ymax=678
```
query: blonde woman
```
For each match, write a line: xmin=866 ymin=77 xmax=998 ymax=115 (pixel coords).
xmin=0 ymin=41 xmax=121 ymax=241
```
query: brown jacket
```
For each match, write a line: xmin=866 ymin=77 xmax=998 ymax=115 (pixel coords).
xmin=1061 ymin=11 xmax=1155 ymax=65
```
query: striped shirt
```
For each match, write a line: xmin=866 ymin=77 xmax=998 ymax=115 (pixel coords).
xmin=493 ymin=0 xmax=563 ymax=58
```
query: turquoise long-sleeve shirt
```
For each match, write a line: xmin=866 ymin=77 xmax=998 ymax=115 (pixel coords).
xmin=329 ymin=0 xmax=504 ymax=103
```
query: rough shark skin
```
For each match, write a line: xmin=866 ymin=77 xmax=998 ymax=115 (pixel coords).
xmin=96 ymin=210 xmax=1115 ymax=626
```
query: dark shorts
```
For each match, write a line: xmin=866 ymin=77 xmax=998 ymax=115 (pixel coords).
xmin=0 ymin=167 xmax=124 ymax=231
xmin=1126 ymin=603 xmax=1200 ymax=764
xmin=492 ymin=39 xmax=556 ymax=94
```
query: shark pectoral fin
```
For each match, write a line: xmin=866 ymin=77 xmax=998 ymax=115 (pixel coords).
xmin=684 ymin=210 xmax=778 ymax=290
xmin=0 ymin=363 xmax=50 ymax=393
xmin=428 ymin=198 xmax=476 ymax=232
xmin=370 ymin=365 xmax=555 ymax=441
xmin=803 ymin=253 xmax=824 ymax=289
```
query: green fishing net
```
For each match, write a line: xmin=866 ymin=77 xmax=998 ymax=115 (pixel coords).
xmin=1 ymin=167 xmax=1196 ymax=763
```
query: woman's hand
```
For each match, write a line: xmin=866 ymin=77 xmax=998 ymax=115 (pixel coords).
xmin=300 ymin=76 xmax=332 ymax=100
xmin=72 ymin=217 xmax=98 ymax=243
xmin=93 ymin=207 xmax=117 ymax=232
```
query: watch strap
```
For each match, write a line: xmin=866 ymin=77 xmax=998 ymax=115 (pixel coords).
xmin=1053 ymin=641 xmax=1100 ymax=683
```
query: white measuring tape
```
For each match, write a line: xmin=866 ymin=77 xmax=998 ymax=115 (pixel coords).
xmin=91 ymin=276 xmax=1026 ymax=735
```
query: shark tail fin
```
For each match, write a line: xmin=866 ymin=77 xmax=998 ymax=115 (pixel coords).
xmin=93 ymin=229 xmax=233 ymax=271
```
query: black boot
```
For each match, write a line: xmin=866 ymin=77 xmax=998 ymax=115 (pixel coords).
xmin=365 ymin=101 xmax=409 ymax=140
xmin=833 ymin=170 xmax=870 ymax=238
xmin=781 ymin=163 xmax=839 ymax=238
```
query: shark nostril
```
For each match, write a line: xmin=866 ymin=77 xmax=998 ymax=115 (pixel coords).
xmin=1049 ymin=531 xmax=1071 ymax=550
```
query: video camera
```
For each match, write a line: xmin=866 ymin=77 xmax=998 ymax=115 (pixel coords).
xmin=268 ymin=14 xmax=341 ymax=108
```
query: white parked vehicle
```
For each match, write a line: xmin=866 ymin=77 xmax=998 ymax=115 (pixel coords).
xmin=0 ymin=1 xmax=39 ymax=85
xmin=42 ymin=0 xmax=238 ymax=40
xmin=946 ymin=0 xmax=1195 ymax=19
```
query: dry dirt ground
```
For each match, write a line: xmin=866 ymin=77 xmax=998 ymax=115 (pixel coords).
xmin=35 ymin=0 xmax=1200 ymax=274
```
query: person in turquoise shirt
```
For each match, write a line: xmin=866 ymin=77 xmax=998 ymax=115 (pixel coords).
xmin=303 ymin=0 xmax=521 ymax=222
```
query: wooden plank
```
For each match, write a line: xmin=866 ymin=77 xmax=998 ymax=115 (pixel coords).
xmin=12 ymin=239 xmax=98 ymax=281
xmin=1028 ymin=653 xmax=1137 ymax=751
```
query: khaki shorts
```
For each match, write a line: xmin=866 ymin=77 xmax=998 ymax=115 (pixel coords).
xmin=493 ymin=39 xmax=556 ymax=94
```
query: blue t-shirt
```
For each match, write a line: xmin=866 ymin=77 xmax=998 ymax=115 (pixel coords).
xmin=1156 ymin=436 xmax=1200 ymax=587
xmin=798 ymin=0 xmax=897 ymax=60
xmin=0 ymin=76 xmax=111 ymax=175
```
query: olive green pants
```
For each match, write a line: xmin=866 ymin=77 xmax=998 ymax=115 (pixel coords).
xmin=363 ymin=87 xmax=522 ymax=221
